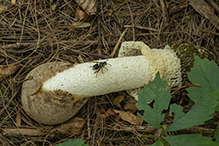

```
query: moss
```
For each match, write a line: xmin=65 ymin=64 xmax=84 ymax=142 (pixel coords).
xmin=171 ymin=43 xmax=215 ymax=84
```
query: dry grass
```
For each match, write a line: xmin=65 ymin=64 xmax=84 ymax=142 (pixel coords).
xmin=0 ymin=0 xmax=219 ymax=145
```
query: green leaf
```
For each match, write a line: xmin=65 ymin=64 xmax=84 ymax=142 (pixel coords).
xmin=136 ymin=72 xmax=171 ymax=129
xmin=166 ymin=94 xmax=217 ymax=132
xmin=165 ymin=56 xmax=219 ymax=132
xmin=151 ymin=138 xmax=164 ymax=146
xmin=164 ymin=134 xmax=218 ymax=146
xmin=214 ymin=126 xmax=219 ymax=143
xmin=169 ymin=104 xmax=184 ymax=121
xmin=215 ymin=104 xmax=219 ymax=112
xmin=56 ymin=139 xmax=88 ymax=146
xmin=187 ymin=56 xmax=219 ymax=102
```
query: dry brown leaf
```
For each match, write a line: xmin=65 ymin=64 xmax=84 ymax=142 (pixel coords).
xmin=55 ymin=117 xmax=85 ymax=135
xmin=124 ymin=96 xmax=138 ymax=113
xmin=113 ymin=109 xmax=143 ymax=125
xmin=77 ymin=55 xmax=84 ymax=63
xmin=0 ymin=5 xmax=7 ymax=14
xmin=101 ymin=108 xmax=120 ymax=120
xmin=124 ymin=103 xmax=138 ymax=113
xmin=16 ymin=110 xmax=21 ymax=127
xmin=11 ymin=0 xmax=16 ymax=4
xmin=51 ymin=4 xmax=56 ymax=11
xmin=75 ymin=7 xmax=88 ymax=21
xmin=71 ymin=21 xmax=91 ymax=28
xmin=0 ymin=64 xmax=20 ymax=81
xmin=74 ymin=0 xmax=97 ymax=15
xmin=113 ymin=95 xmax=125 ymax=110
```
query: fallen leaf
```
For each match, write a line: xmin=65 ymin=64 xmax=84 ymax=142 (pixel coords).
xmin=101 ymin=108 xmax=120 ymax=120
xmin=75 ymin=7 xmax=88 ymax=21
xmin=124 ymin=96 xmax=138 ymax=113
xmin=113 ymin=95 xmax=125 ymax=110
xmin=124 ymin=103 xmax=138 ymax=113
xmin=51 ymin=4 xmax=56 ymax=11
xmin=16 ymin=110 xmax=21 ymax=127
xmin=0 ymin=64 xmax=20 ymax=81
xmin=74 ymin=0 xmax=97 ymax=15
xmin=0 ymin=5 xmax=7 ymax=14
xmin=113 ymin=109 xmax=143 ymax=125
xmin=55 ymin=117 xmax=85 ymax=135
xmin=71 ymin=21 xmax=91 ymax=28
xmin=11 ymin=0 xmax=16 ymax=4
xmin=77 ymin=55 xmax=84 ymax=63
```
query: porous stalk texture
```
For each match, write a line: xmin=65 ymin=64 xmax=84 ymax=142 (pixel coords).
xmin=118 ymin=41 xmax=181 ymax=100
xmin=43 ymin=56 xmax=152 ymax=97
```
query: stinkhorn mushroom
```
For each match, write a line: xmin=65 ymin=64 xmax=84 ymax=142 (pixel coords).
xmin=21 ymin=41 xmax=182 ymax=125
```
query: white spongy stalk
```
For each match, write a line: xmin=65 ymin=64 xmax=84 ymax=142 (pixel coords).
xmin=118 ymin=41 xmax=181 ymax=87
xmin=118 ymin=41 xmax=182 ymax=100
xmin=43 ymin=56 xmax=152 ymax=97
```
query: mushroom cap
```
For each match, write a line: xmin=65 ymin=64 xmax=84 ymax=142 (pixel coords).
xmin=21 ymin=62 xmax=88 ymax=125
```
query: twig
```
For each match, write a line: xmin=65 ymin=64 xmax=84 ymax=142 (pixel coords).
xmin=126 ymin=0 xmax=135 ymax=41
xmin=171 ymin=83 xmax=200 ymax=95
xmin=0 ymin=42 xmax=35 ymax=50
xmin=152 ymin=0 xmax=161 ymax=12
xmin=111 ymin=123 xmax=156 ymax=133
xmin=160 ymin=0 xmax=169 ymax=24
xmin=102 ymin=134 xmax=153 ymax=143
xmin=109 ymin=28 xmax=128 ymax=58
xmin=97 ymin=16 xmax=102 ymax=55
xmin=77 ymin=55 xmax=84 ymax=63
xmin=169 ymin=4 xmax=188 ymax=15
xmin=206 ymin=0 xmax=219 ymax=14
xmin=87 ymin=99 xmax=91 ymax=139
xmin=124 ymin=25 xmax=158 ymax=32
xmin=3 ymin=128 xmax=44 ymax=136
xmin=189 ymin=0 xmax=219 ymax=30
xmin=153 ymin=128 xmax=163 ymax=141
xmin=0 ymin=45 xmax=38 ymax=67
xmin=73 ymin=50 xmax=109 ymax=59
xmin=181 ymin=126 xmax=214 ymax=135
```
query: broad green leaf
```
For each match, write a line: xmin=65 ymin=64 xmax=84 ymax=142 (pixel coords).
xmin=166 ymin=94 xmax=217 ymax=132
xmin=151 ymin=138 xmax=164 ymax=146
xmin=136 ymin=72 xmax=171 ymax=129
xmin=215 ymin=104 xmax=219 ymax=111
xmin=169 ymin=104 xmax=184 ymax=121
xmin=56 ymin=139 xmax=88 ymax=146
xmin=187 ymin=56 xmax=219 ymax=102
xmin=166 ymin=56 xmax=219 ymax=132
xmin=214 ymin=126 xmax=219 ymax=143
xmin=164 ymin=134 xmax=218 ymax=146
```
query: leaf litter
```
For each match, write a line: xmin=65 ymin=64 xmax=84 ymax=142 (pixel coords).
xmin=1 ymin=0 xmax=219 ymax=145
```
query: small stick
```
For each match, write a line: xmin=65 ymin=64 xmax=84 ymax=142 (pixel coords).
xmin=189 ymin=0 xmax=219 ymax=30
xmin=206 ymin=0 xmax=219 ymax=14
xmin=109 ymin=28 xmax=128 ymax=58
xmin=160 ymin=0 xmax=169 ymax=24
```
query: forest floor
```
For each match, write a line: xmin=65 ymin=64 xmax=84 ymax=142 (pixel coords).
xmin=0 ymin=0 xmax=219 ymax=145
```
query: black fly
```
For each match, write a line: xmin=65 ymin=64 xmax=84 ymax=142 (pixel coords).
xmin=92 ymin=60 xmax=111 ymax=77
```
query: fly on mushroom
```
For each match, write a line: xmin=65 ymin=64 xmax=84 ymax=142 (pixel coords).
xmin=92 ymin=60 xmax=112 ymax=77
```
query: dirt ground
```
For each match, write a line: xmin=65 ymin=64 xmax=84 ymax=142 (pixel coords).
xmin=1 ymin=0 xmax=219 ymax=145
